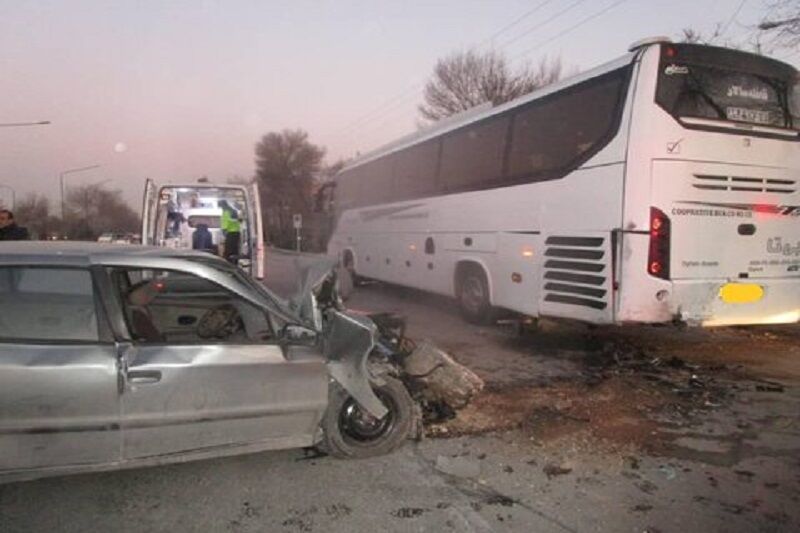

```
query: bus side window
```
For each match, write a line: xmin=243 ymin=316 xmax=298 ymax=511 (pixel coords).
xmin=439 ymin=116 xmax=508 ymax=193
xmin=425 ymin=237 xmax=435 ymax=255
xmin=507 ymin=67 xmax=627 ymax=181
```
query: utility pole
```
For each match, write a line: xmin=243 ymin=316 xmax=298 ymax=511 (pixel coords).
xmin=293 ymin=213 xmax=303 ymax=252
xmin=59 ymin=165 xmax=101 ymax=218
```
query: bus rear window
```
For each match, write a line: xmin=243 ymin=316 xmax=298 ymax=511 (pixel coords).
xmin=656 ymin=44 xmax=799 ymax=132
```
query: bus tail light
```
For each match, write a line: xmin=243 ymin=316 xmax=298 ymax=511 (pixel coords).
xmin=648 ymin=207 xmax=671 ymax=280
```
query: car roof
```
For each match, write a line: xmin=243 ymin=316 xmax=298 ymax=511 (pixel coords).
xmin=0 ymin=241 xmax=215 ymax=266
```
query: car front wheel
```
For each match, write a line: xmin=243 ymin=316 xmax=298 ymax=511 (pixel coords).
xmin=320 ymin=376 xmax=416 ymax=458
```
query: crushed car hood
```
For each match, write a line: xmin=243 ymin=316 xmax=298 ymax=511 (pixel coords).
xmin=285 ymin=257 xmax=388 ymax=418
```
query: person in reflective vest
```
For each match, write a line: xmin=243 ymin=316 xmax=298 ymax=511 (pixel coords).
xmin=219 ymin=200 xmax=241 ymax=264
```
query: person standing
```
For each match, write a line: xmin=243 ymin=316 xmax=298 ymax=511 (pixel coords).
xmin=0 ymin=210 xmax=29 ymax=241
xmin=166 ymin=197 xmax=184 ymax=237
xmin=219 ymin=200 xmax=241 ymax=263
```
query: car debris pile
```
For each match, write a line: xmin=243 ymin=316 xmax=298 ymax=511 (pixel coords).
xmin=369 ymin=312 xmax=485 ymax=424
xmin=297 ymin=260 xmax=484 ymax=433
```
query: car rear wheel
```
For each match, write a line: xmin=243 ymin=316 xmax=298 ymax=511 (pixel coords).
xmin=320 ymin=376 xmax=416 ymax=458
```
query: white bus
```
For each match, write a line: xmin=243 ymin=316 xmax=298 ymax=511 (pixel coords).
xmin=327 ymin=38 xmax=799 ymax=326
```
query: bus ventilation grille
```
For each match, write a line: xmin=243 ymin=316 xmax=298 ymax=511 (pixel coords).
xmin=693 ymin=174 xmax=796 ymax=194
xmin=543 ymin=236 xmax=607 ymax=310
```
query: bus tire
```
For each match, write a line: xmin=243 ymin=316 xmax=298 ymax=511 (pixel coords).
xmin=456 ymin=264 xmax=493 ymax=325
xmin=320 ymin=376 xmax=416 ymax=459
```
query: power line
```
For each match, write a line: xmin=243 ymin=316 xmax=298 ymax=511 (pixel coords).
xmin=336 ymin=0 xmax=621 ymax=153
xmin=497 ymin=0 xmax=590 ymax=51
xmin=332 ymin=1 xmax=579 ymax=138
xmin=346 ymin=91 xmax=423 ymax=141
xmin=514 ymin=0 xmax=630 ymax=62
xmin=480 ymin=0 xmax=558 ymax=47
xmin=718 ymin=0 xmax=747 ymax=38
xmin=335 ymin=81 xmax=424 ymax=137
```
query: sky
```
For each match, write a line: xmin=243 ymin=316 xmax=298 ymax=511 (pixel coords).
xmin=0 ymin=0 xmax=797 ymax=211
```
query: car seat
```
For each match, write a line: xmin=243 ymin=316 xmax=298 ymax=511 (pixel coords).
xmin=127 ymin=281 xmax=166 ymax=343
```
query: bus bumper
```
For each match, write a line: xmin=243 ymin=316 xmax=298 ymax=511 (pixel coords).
xmin=670 ymin=279 xmax=800 ymax=326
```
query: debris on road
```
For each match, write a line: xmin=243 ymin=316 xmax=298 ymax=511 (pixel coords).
xmin=658 ymin=465 xmax=677 ymax=480
xmin=435 ymin=455 xmax=481 ymax=478
xmin=403 ymin=341 xmax=485 ymax=410
xmin=543 ymin=463 xmax=573 ymax=479
xmin=755 ymin=383 xmax=785 ymax=393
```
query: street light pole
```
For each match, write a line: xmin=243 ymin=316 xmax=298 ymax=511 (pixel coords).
xmin=0 ymin=121 xmax=51 ymax=128
xmin=0 ymin=184 xmax=15 ymax=210
xmin=60 ymin=164 xmax=101 ymax=218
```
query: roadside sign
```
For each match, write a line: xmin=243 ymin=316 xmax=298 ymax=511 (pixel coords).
xmin=293 ymin=213 xmax=302 ymax=229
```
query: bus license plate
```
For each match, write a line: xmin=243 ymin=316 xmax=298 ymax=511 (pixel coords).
xmin=726 ymin=107 xmax=771 ymax=125
xmin=719 ymin=283 xmax=764 ymax=304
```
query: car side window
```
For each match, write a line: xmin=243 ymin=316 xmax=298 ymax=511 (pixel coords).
xmin=109 ymin=268 xmax=274 ymax=345
xmin=0 ymin=267 xmax=99 ymax=343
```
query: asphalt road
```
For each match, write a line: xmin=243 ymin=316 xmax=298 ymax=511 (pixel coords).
xmin=1 ymin=249 xmax=799 ymax=532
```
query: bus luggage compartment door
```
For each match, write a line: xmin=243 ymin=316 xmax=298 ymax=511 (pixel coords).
xmin=538 ymin=232 xmax=615 ymax=324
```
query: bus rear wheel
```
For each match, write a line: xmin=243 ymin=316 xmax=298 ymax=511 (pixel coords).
xmin=456 ymin=265 xmax=493 ymax=325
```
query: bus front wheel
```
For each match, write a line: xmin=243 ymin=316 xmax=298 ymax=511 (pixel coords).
xmin=456 ymin=265 xmax=493 ymax=325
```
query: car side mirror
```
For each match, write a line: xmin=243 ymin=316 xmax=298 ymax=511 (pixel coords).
xmin=281 ymin=324 xmax=319 ymax=346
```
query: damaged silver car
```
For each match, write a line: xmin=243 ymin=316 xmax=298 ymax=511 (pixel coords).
xmin=0 ymin=242 xmax=482 ymax=484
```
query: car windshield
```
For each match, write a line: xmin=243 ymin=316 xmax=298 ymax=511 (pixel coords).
xmin=182 ymin=254 xmax=290 ymax=311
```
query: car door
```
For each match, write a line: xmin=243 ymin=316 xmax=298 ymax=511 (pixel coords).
xmin=103 ymin=265 xmax=327 ymax=461
xmin=0 ymin=266 xmax=120 ymax=479
xmin=141 ymin=178 xmax=158 ymax=246
xmin=246 ymin=181 xmax=265 ymax=279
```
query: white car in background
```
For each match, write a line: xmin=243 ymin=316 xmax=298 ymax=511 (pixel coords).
xmin=97 ymin=232 xmax=136 ymax=245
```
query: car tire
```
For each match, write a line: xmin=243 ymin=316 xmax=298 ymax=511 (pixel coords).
xmin=457 ymin=265 xmax=493 ymax=325
xmin=320 ymin=376 xmax=416 ymax=458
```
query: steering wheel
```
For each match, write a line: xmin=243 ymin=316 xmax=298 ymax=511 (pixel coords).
xmin=196 ymin=304 xmax=243 ymax=339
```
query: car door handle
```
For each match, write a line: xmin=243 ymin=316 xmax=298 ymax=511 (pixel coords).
xmin=127 ymin=370 xmax=162 ymax=384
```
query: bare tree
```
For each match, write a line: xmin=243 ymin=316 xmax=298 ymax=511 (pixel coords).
xmin=254 ymin=129 xmax=325 ymax=248
xmin=680 ymin=25 xmax=725 ymax=45
xmin=64 ymin=184 xmax=139 ymax=240
xmin=681 ymin=1 xmax=799 ymax=53
xmin=418 ymin=49 xmax=563 ymax=122
xmin=13 ymin=193 xmax=61 ymax=239
xmin=759 ymin=0 xmax=800 ymax=50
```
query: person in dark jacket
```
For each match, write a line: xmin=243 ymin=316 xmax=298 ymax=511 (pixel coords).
xmin=0 ymin=210 xmax=29 ymax=241
xmin=191 ymin=223 xmax=215 ymax=253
